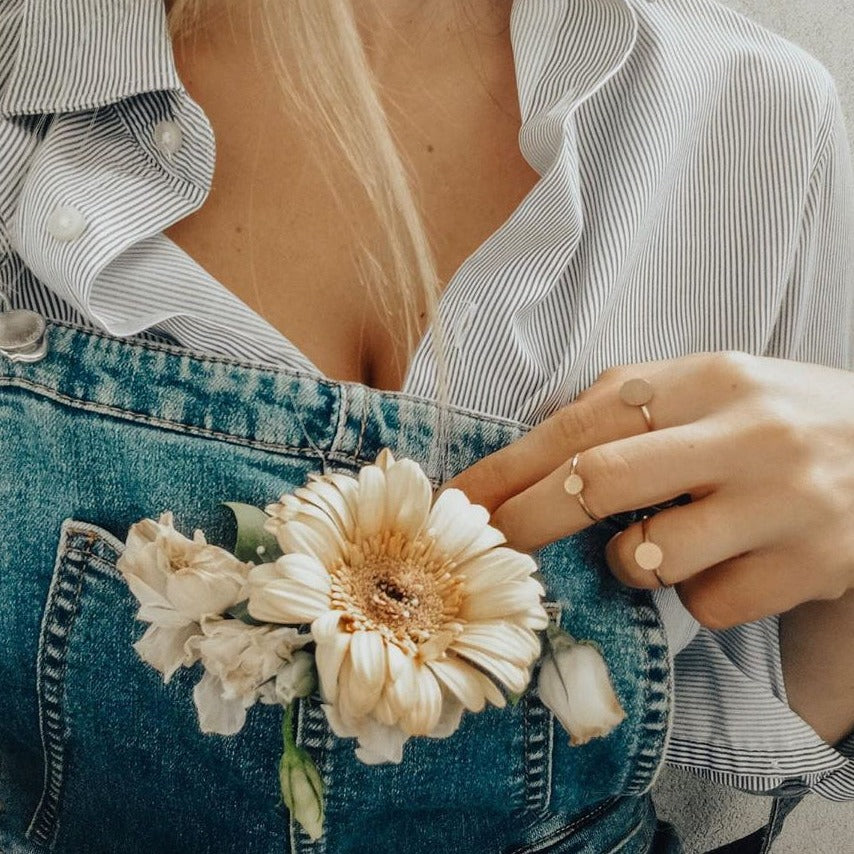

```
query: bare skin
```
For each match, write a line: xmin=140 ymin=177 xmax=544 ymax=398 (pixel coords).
xmin=166 ymin=3 xmax=853 ymax=747
xmin=166 ymin=0 xmax=538 ymax=390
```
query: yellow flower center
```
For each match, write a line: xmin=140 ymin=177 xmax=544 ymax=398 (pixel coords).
xmin=329 ymin=530 xmax=464 ymax=653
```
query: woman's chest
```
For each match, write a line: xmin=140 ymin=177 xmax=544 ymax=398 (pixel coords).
xmin=163 ymin=136 xmax=540 ymax=392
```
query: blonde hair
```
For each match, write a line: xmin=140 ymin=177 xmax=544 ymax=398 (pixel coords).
xmin=166 ymin=0 xmax=448 ymax=398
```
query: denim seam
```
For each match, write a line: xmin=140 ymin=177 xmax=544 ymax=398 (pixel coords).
xmin=354 ymin=387 xmax=369 ymax=463
xmin=26 ymin=524 xmax=98 ymax=848
xmin=621 ymin=596 xmax=672 ymax=796
xmin=16 ymin=319 xmax=524 ymax=430
xmin=519 ymin=696 xmax=554 ymax=819
xmin=0 ymin=377 xmax=325 ymax=458
xmin=292 ymin=698 xmax=335 ymax=854
xmin=518 ymin=600 xmax=562 ymax=820
xmin=504 ymin=797 xmax=619 ymax=854
xmin=328 ymin=382 xmax=350 ymax=462
xmin=603 ymin=815 xmax=646 ymax=854
xmin=0 ymin=375 xmax=493 ymax=471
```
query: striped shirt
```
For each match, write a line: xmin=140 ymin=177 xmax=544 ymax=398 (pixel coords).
xmin=1 ymin=0 xmax=853 ymax=803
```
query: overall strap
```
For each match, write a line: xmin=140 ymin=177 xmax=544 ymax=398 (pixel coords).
xmin=705 ymin=792 xmax=808 ymax=854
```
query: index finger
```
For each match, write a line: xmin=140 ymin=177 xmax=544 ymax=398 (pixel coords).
xmin=441 ymin=366 xmax=664 ymax=511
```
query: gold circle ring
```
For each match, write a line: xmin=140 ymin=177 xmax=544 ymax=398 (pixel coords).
xmin=562 ymin=452 xmax=602 ymax=523
xmin=619 ymin=378 xmax=655 ymax=431
xmin=635 ymin=516 xmax=670 ymax=587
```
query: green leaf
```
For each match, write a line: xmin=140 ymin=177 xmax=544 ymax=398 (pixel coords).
xmin=225 ymin=599 xmax=264 ymax=626
xmin=221 ymin=501 xmax=283 ymax=564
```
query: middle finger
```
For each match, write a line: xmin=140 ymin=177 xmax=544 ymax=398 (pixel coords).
xmin=489 ymin=422 xmax=721 ymax=551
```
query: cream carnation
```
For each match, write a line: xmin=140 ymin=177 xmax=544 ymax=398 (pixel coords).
xmin=187 ymin=616 xmax=310 ymax=735
xmin=118 ymin=511 xmax=251 ymax=681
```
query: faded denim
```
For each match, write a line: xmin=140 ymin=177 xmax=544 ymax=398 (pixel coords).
xmin=0 ymin=322 xmax=677 ymax=853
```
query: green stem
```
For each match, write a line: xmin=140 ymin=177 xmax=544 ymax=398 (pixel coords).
xmin=282 ymin=702 xmax=297 ymax=753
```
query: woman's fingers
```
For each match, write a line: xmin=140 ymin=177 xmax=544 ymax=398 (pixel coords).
xmin=676 ymin=549 xmax=833 ymax=629
xmin=444 ymin=354 xmax=743 ymax=513
xmin=489 ymin=423 xmax=720 ymax=552
xmin=602 ymin=493 xmax=783 ymax=590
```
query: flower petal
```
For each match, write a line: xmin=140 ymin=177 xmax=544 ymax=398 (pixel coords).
xmin=193 ymin=671 xmax=248 ymax=736
xmin=248 ymin=580 xmax=329 ymax=624
xmin=385 ymin=654 xmax=418 ymax=720
xmin=458 ymin=548 xmax=539 ymax=594
xmin=322 ymin=473 xmax=361 ymax=536
xmin=276 ymin=518 xmax=345 ymax=568
xmin=455 ymin=622 xmax=542 ymax=666
xmin=312 ymin=611 xmax=350 ymax=703
xmin=133 ymin=623 xmax=200 ymax=682
xmin=457 ymin=579 xmax=546 ymax=626
xmin=450 ymin=642 xmax=531 ymax=694
xmin=166 ymin=566 xmax=245 ymax=621
xmin=338 ymin=632 xmax=386 ymax=717
xmin=384 ymin=459 xmax=432 ymax=539
xmin=247 ymin=554 xmax=332 ymax=624
xmin=451 ymin=524 xmax=507 ymax=565
xmin=425 ymin=489 xmax=491 ymax=561
xmin=117 ymin=541 xmax=170 ymax=599
xmin=398 ymin=664 xmax=443 ymax=736
xmin=357 ymin=464 xmax=387 ymax=539
xmin=426 ymin=656 xmax=506 ymax=712
xmin=321 ymin=703 xmax=408 ymax=765
xmin=374 ymin=448 xmax=396 ymax=471
xmin=538 ymin=642 xmax=626 ymax=746
xmin=427 ymin=696 xmax=465 ymax=739
xmin=300 ymin=476 xmax=357 ymax=539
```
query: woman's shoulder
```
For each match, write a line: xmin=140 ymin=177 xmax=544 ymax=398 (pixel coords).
xmin=636 ymin=0 xmax=840 ymax=132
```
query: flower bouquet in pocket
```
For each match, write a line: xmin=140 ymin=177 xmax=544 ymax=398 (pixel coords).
xmin=117 ymin=449 xmax=625 ymax=840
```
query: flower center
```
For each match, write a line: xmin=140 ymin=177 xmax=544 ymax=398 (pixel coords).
xmin=329 ymin=530 xmax=464 ymax=653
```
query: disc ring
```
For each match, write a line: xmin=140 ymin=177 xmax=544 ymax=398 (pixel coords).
xmin=635 ymin=516 xmax=671 ymax=587
xmin=562 ymin=452 xmax=602 ymax=523
xmin=619 ymin=378 xmax=655 ymax=431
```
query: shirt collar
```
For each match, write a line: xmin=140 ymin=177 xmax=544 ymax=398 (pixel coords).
xmin=0 ymin=0 xmax=638 ymax=120
xmin=0 ymin=0 xmax=181 ymax=116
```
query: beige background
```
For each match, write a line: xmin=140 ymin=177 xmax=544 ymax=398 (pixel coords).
xmin=651 ymin=6 xmax=854 ymax=851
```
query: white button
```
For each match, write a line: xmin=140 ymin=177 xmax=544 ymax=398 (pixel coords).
xmin=46 ymin=205 xmax=87 ymax=242
xmin=153 ymin=120 xmax=183 ymax=156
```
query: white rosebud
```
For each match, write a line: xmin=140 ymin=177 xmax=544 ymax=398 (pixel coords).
xmin=280 ymin=745 xmax=325 ymax=841
xmin=274 ymin=650 xmax=317 ymax=705
xmin=537 ymin=636 xmax=626 ymax=746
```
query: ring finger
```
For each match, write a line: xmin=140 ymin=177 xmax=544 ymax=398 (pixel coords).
xmin=603 ymin=492 xmax=783 ymax=589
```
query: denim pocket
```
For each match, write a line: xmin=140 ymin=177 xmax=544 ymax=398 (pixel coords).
xmin=286 ymin=622 xmax=559 ymax=853
xmin=26 ymin=520 xmax=558 ymax=854
xmin=26 ymin=519 xmax=288 ymax=854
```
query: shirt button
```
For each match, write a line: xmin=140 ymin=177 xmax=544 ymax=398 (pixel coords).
xmin=153 ymin=120 xmax=183 ymax=156
xmin=46 ymin=205 xmax=87 ymax=242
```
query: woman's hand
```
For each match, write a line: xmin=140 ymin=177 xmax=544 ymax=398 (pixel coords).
xmin=443 ymin=352 xmax=854 ymax=629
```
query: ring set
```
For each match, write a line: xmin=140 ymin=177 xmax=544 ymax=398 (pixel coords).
xmin=562 ymin=377 xmax=670 ymax=586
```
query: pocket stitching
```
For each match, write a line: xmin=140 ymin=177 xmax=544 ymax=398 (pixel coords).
xmin=505 ymin=797 xmax=619 ymax=854
xmin=25 ymin=520 xmax=123 ymax=849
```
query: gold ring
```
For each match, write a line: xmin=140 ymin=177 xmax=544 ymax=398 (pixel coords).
xmin=635 ymin=516 xmax=670 ymax=586
xmin=562 ymin=452 xmax=601 ymax=522
xmin=619 ymin=378 xmax=655 ymax=431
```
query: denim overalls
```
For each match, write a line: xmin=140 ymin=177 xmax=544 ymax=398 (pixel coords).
xmin=0 ymin=321 xmax=676 ymax=854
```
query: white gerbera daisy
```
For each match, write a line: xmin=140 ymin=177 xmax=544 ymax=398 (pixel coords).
xmin=248 ymin=450 xmax=548 ymax=759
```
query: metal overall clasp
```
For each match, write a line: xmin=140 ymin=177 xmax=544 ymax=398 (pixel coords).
xmin=0 ymin=291 xmax=48 ymax=362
